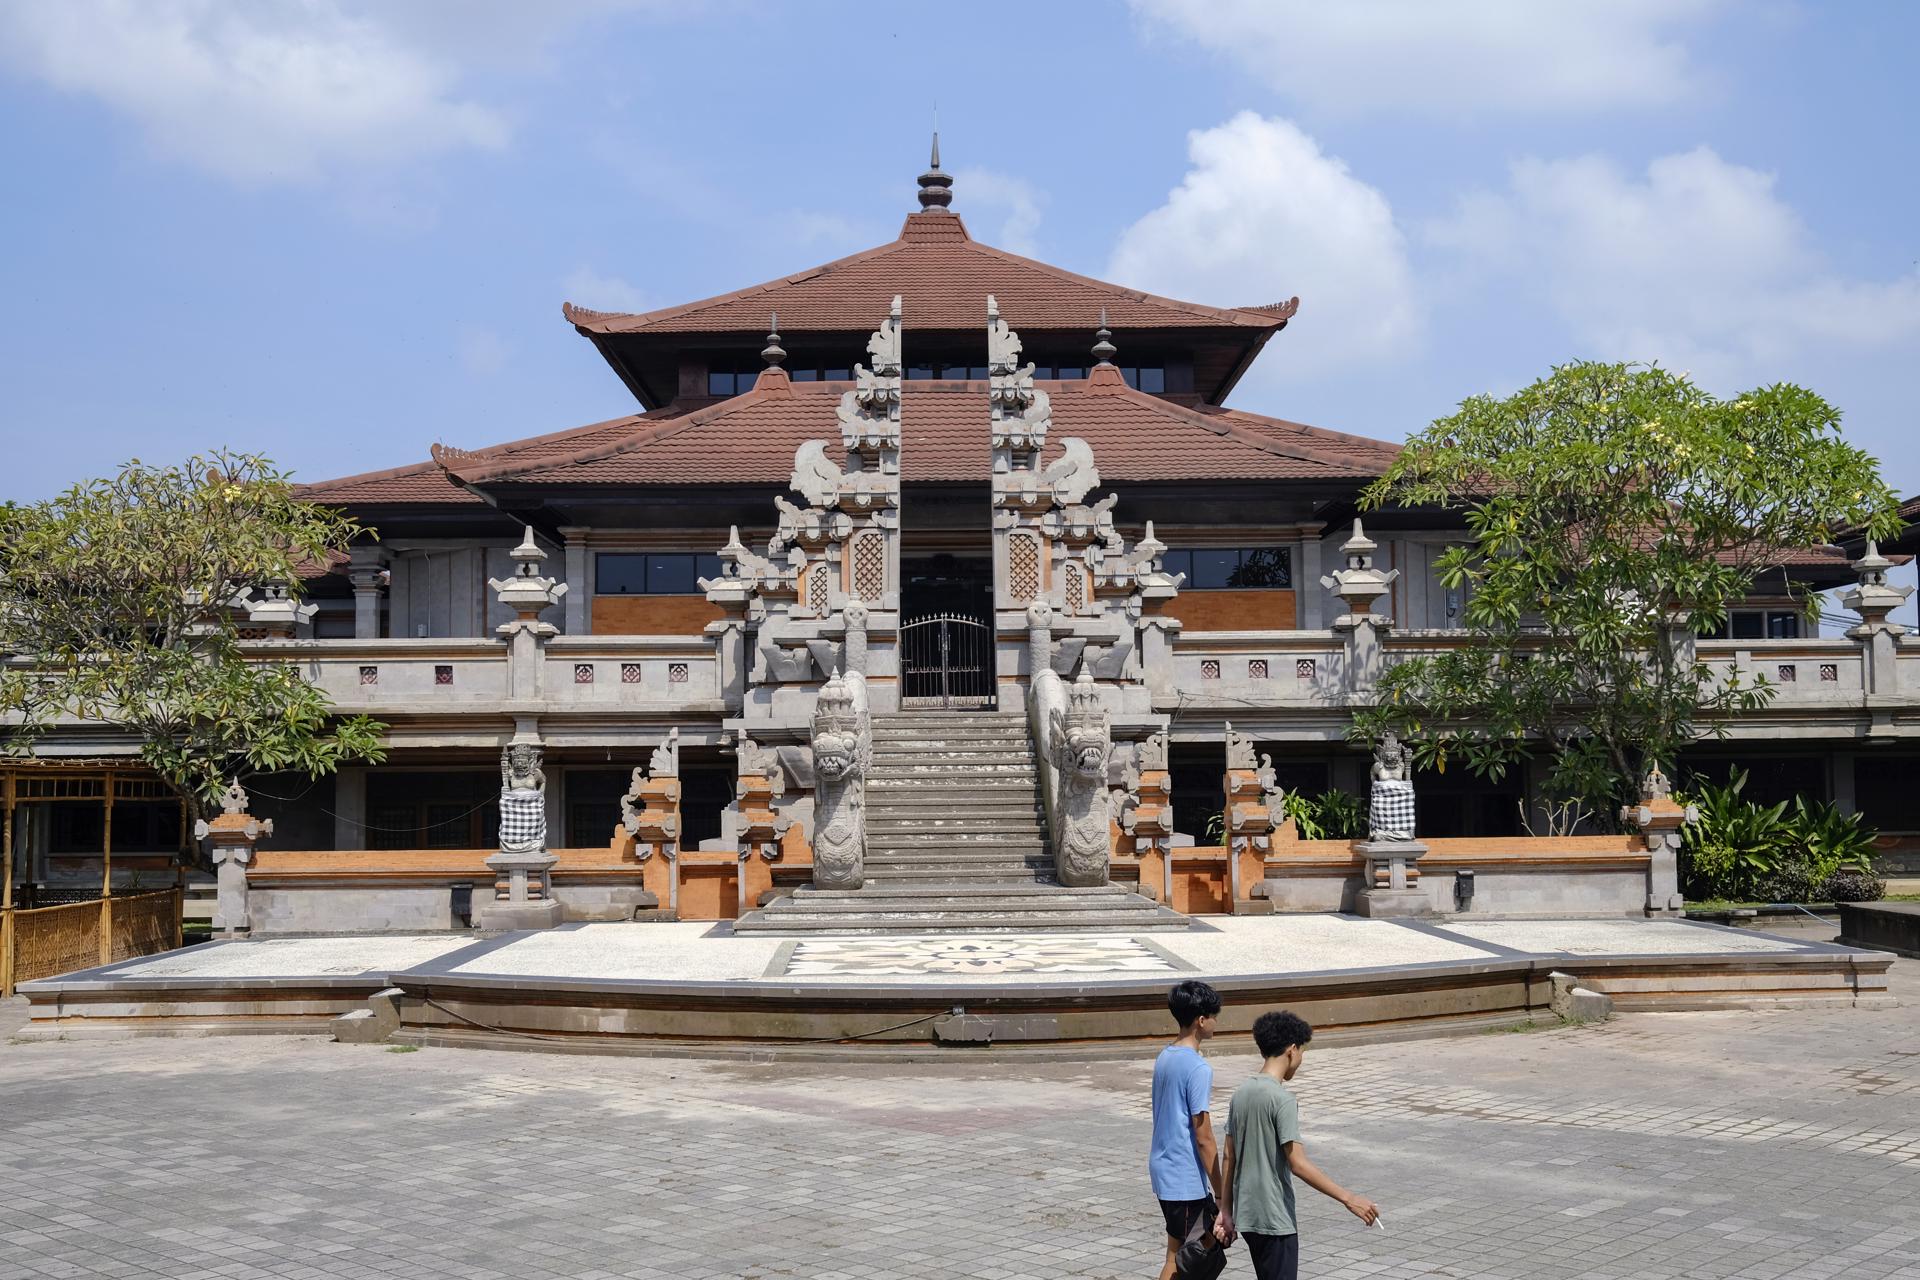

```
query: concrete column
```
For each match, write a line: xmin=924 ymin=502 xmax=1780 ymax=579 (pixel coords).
xmin=334 ymin=768 xmax=367 ymax=851
xmin=561 ymin=527 xmax=589 ymax=634
xmin=348 ymin=546 xmax=390 ymax=639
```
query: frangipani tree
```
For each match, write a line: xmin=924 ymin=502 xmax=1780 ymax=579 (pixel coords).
xmin=1353 ymin=362 xmax=1900 ymax=816
xmin=0 ymin=451 xmax=387 ymax=853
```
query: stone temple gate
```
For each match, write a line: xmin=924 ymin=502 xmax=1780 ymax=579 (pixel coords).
xmin=691 ymin=297 xmax=1188 ymax=931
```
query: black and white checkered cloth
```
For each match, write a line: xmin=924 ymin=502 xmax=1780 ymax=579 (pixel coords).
xmin=498 ymin=789 xmax=547 ymax=853
xmin=1369 ymin=782 xmax=1416 ymax=841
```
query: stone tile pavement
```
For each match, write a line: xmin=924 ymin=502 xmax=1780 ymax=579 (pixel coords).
xmin=1 ymin=951 xmax=1915 ymax=1280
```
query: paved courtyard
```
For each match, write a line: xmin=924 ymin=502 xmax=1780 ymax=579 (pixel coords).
xmin=2 ymin=949 xmax=1916 ymax=1280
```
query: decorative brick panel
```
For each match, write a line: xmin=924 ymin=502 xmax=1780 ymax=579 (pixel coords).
xmin=358 ymin=665 xmax=378 ymax=686
xmin=1296 ymin=658 xmax=1315 ymax=680
xmin=1063 ymin=561 xmax=1088 ymax=616
xmin=851 ymin=530 xmax=886 ymax=603
xmin=574 ymin=663 xmax=595 ymax=684
xmin=434 ymin=665 xmax=453 ymax=686
xmin=1777 ymin=664 xmax=1796 ymax=683
xmin=1201 ymin=659 xmax=1220 ymax=681
xmin=807 ymin=562 xmax=829 ymax=614
xmin=1819 ymin=663 xmax=1838 ymax=682
xmin=1248 ymin=659 xmax=1268 ymax=680
xmin=1007 ymin=532 xmax=1041 ymax=603
xmin=621 ymin=663 xmax=643 ymax=684
xmin=668 ymin=662 xmax=689 ymax=684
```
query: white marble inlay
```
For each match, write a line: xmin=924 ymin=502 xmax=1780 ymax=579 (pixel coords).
xmin=781 ymin=935 xmax=1176 ymax=977
xmin=111 ymin=936 xmax=471 ymax=979
xmin=1434 ymin=919 xmax=1806 ymax=956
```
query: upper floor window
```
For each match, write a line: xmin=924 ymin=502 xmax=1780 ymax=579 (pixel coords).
xmin=1119 ymin=366 xmax=1166 ymax=393
xmin=1163 ymin=546 xmax=1292 ymax=590
xmin=1699 ymin=609 xmax=1802 ymax=640
xmin=596 ymin=552 xmax=725 ymax=596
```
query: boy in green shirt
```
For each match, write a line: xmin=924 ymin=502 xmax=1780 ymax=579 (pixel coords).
xmin=1217 ymin=1011 xmax=1379 ymax=1280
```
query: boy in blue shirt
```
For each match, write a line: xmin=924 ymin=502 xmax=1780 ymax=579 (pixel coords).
xmin=1149 ymin=979 xmax=1223 ymax=1280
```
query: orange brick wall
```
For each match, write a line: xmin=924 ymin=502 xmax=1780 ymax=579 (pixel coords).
xmin=1161 ymin=590 xmax=1296 ymax=631
xmin=591 ymin=594 xmax=724 ymax=635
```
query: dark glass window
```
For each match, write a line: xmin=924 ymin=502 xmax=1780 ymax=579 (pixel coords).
xmin=1766 ymin=610 xmax=1802 ymax=639
xmin=907 ymin=365 xmax=935 ymax=380
xmin=1856 ymin=755 xmax=1920 ymax=831
xmin=596 ymin=553 xmax=648 ymax=594
xmin=707 ymin=370 xmax=736 ymax=396
xmin=1056 ymin=365 xmax=1084 ymax=380
xmin=792 ymin=368 xmax=818 ymax=382
xmin=824 ymin=366 xmax=851 ymax=381
xmin=1163 ymin=547 xmax=1293 ymax=590
xmin=367 ymin=772 xmax=499 ymax=851
xmin=1138 ymin=366 xmax=1165 ymax=393
xmin=596 ymin=552 xmax=723 ymax=595
xmin=1730 ymin=613 xmax=1765 ymax=640
xmin=965 ymin=365 xmax=989 ymax=380
xmin=645 ymin=553 xmax=697 ymax=595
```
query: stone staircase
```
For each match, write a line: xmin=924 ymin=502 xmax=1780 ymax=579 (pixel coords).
xmin=733 ymin=710 xmax=1186 ymax=934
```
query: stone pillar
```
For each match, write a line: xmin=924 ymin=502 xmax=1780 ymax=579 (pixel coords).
xmin=1223 ymin=724 xmax=1277 ymax=909
xmin=1622 ymin=764 xmax=1692 ymax=916
xmin=843 ymin=601 xmax=870 ymax=677
xmin=476 ymin=738 xmax=562 ymax=930
xmin=1319 ymin=520 xmax=1399 ymax=699
xmin=734 ymin=739 xmax=787 ymax=913
xmin=620 ymin=729 xmax=679 ymax=916
xmin=1125 ymin=731 xmax=1175 ymax=904
xmin=347 ymin=546 xmax=390 ymax=639
xmin=194 ymin=782 xmax=273 ymax=938
xmin=1843 ymin=540 xmax=1912 ymax=701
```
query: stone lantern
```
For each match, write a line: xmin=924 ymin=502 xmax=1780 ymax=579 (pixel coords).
xmin=195 ymin=781 xmax=273 ymax=937
xmin=240 ymin=582 xmax=316 ymax=638
xmin=1843 ymin=540 xmax=1912 ymax=700
xmin=489 ymin=527 xmax=568 ymax=700
xmin=1319 ymin=520 xmax=1400 ymax=695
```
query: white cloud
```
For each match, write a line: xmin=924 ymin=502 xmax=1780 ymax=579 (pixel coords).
xmin=563 ymin=267 xmax=650 ymax=314
xmin=0 ymin=0 xmax=513 ymax=184
xmin=1426 ymin=146 xmax=1920 ymax=389
xmin=951 ymin=168 xmax=1049 ymax=257
xmin=458 ymin=327 xmax=509 ymax=377
xmin=1129 ymin=0 xmax=1723 ymax=115
xmin=1107 ymin=112 xmax=1418 ymax=376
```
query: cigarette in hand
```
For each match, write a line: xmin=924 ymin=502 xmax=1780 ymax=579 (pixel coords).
xmin=1373 ymin=1217 xmax=1387 ymax=1231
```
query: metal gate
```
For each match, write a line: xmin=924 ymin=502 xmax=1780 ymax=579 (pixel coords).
xmin=899 ymin=613 xmax=995 ymax=709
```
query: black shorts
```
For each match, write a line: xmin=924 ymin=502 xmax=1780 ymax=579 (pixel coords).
xmin=1245 ymin=1231 xmax=1299 ymax=1280
xmin=1158 ymin=1196 xmax=1215 ymax=1241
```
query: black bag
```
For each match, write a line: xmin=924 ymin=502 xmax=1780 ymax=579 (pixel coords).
xmin=1174 ymin=1206 xmax=1227 ymax=1280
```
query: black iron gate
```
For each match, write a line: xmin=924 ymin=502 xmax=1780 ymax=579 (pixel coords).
xmin=900 ymin=613 xmax=994 ymax=709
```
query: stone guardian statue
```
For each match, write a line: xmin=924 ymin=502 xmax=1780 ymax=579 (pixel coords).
xmin=1367 ymin=731 xmax=1416 ymax=843
xmin=810 ymin=669 xmax=871 ymax=890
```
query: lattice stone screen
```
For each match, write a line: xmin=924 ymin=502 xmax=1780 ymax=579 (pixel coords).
xmin=851 ymin=530 xmax=886 ymax=603
xmin=1063 ymin=561 xmax=1088 ymax=615
xmin=808 ymin=562 xmax=830 ymax=614
xmin=1008 ymin=532 xmax=1041 ymax=603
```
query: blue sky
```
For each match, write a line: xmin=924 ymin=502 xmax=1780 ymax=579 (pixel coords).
xmin=2 ymin=0 xmax=1916 ymax=507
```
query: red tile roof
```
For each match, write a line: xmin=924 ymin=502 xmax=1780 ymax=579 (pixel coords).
xmin=298 ymin=407 xmax=694 ymax=506
xmin=562 ymin=211 xmax=1295 ymax=337
xmin=429 ymin=364 xmax=1396 ymax=491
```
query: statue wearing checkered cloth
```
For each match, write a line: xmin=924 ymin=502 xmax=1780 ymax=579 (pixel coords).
xmin=499 ymin=742 xmax=548 ymax=855
xmin=1368 ymin=731 xmax=1416 ymax=843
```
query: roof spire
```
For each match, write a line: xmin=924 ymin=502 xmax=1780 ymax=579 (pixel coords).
xmin=762 ymin=312 xmax=785 ymax=367
xmin=916 ymin=130 xmax=953 ymax=211
xmin=1091 ymin=308 xmax=1116 ymax=366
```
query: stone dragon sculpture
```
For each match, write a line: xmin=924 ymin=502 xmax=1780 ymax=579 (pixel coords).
xmin=1031 ymin=668 xmax=1112 ymax=887
xmin=809 ymin=669 xmax=870 ymax=890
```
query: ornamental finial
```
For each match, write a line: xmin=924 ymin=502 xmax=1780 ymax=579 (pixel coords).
xmin=1092 ymin=308 xmax=1116 ymax=366
xmin=917 ymin=131 xmax=953 ymax=210
xmin=762 ymin=312 xmax=785 ymax=368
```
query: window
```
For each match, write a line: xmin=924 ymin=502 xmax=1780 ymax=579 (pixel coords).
xmin=1121 ymin=366 xmax=1167 ymax=393
xmin=1856 ymin=755 xmax=1920 ymax=831
xmin=595 ymin=552 xmax=726 ymax=595
xmin=366 ymin=772 xmax=499 ymax=851
xmin=1161 ymin=547 xmax=1293 ymax=590
xmin=1702 ymin=610 xmax=1802 ymax=640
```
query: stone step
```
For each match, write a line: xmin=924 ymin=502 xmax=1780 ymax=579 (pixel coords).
xmin=792 ymin=882 xmax=1120 ymax=900
xmin=872 ymin=713 xmax=1024 ymax=724
xmin=864 ymin=787 xmax=1040 ymax=805
xmin=871 ymin=728 xmax=1032 ymax=743
xmin=867 ymin=828 xmax=1048 ymax=843
xmin=863 ymin=864 xmax=1055 ymax=880
xmin=765 ymin=892 xmax=1143 ymax=914
xmin=866 ymin=853 xmax=1051 ymax=869
xmin=869 ymin=835 xmax=1049 ymax=852
xmin=868 ymin=763 xmax=1038 ymax=778
xmin=732 ymin=909 xmax=1187 ymax=934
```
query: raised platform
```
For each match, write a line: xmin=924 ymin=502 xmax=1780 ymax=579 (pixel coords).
xmin=18 ymin=916 xmax=1894 ymax=1059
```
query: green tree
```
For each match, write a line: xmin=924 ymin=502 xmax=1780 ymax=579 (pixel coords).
xmin=1353 ymin=362 xmax=1899 ymax=815
xmin=1 ymin=451 xmax=386 ymax=852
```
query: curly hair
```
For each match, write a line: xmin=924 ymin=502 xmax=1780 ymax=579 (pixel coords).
xmin=1252 ymin=1010 xmax=1312 ymax=1058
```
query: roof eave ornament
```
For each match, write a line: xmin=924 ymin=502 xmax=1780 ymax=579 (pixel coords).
xmin=916 ymin=131 xmax=953 ymax=211
xmin=1091 ymin=308 xmax=1116 ymax=366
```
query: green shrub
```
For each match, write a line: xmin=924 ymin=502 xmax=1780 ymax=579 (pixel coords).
xmin=1680 ymin=770 xmax=1885 ymax=902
